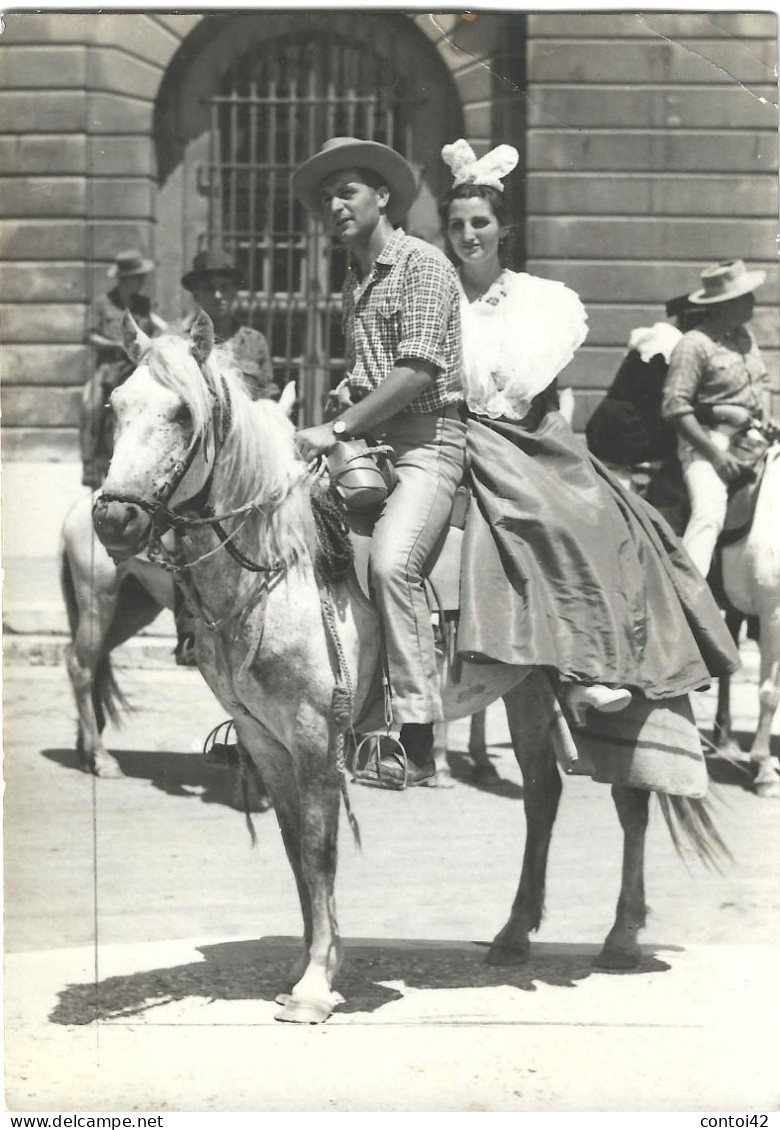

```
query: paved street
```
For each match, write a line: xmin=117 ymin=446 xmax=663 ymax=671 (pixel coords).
xmin=3 ymin=648 xmax=780 ymax=1112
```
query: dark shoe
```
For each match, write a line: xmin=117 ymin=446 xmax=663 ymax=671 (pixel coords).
xmin=352 ymin=724 xmax=436 ymax=790
xmin=175 ymin=632 xmax=198 ymax=667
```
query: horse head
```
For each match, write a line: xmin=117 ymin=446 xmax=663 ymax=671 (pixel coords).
xmin=92 ymin=311 xmax=221 ymax=560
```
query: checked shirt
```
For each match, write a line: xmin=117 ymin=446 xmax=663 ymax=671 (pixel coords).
xmin=343 ymin=229 xmax=464 ymax=414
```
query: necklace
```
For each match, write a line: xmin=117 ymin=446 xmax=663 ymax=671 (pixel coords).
xmin=461 ymin=268 xmax=507 ymax=306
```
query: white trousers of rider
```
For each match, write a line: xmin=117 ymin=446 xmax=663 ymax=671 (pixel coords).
xmin=678 ymin=426 xmax=731 ymax=579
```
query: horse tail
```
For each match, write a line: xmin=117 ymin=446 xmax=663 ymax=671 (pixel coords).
xmin=94 ymin=652 xmax=130 ymax=729
xmin=656 ymin=793 xmax=731 ymax=870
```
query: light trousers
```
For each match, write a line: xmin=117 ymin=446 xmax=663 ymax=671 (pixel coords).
xmin=678 ymin=427 xmax=730 ymax=578
xmin=370 ymin=411 xmax=467 ymax=724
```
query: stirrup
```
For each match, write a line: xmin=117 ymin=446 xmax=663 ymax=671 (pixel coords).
xmin=203 ymin=719 xmax=240 ymax=769
xmin=350 ymin=732 xmax=409 ymax=790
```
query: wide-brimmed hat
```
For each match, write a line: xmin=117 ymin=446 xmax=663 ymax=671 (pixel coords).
xmin=292 ymin=137 xmax=417 ymax=224
xmin=181 ymin=249 xmax=244 ymax=292
xmin=688 ymin=260 xmax=766 ymax=305
xmin=108 ymin=249 xmax=154 ymax=280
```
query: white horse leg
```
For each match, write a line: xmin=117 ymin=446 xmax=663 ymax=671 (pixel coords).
xmin=486 ymin=676 xmax=561 ymax=964
xmin=276 ymin=724 xmax=343 ymax=1024
xmin=595 ymin=785 xmax=649 ymax=969
xmin=432 ymin=720 xmax=455 ymax=787
xmin=65 ymin=559 xmax=125 ymax=779
xmin=751 ymin=606 xmax=780 ymax=798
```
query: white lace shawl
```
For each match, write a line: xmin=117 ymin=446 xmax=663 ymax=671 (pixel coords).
xmin=459 ymin=270 xmax=588 ymax=421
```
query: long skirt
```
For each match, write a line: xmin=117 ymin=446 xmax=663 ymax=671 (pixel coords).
xmin=458 ymin=407 xmax=740 ymax=699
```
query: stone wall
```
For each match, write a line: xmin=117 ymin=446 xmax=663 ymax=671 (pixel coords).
xmin=521 ymin=11 xmax=779 ymax=428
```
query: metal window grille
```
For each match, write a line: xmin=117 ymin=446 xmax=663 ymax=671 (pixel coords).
xmin=202 ymin=33 xmax=412 ymax=425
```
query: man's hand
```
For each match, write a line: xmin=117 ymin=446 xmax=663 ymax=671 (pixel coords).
xmin=711 ymin=448 xmax=745 ymax=483
xmin=294 ymin=424 xmax=337 ymax=461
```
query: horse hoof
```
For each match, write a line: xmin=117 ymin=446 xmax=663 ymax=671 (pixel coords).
xmin=755 ymin=779 xmax=780 ymax=799
xmin=275 ymin=995 xmax=338 ymax=1024
xmin=485 ymin=942 xmax=530 ymax=966
xmin=434 ymin=770 xmax=457 ymax=790
xmin=593 ymin=946 xmax=641 ymax=970
xmin=276 ymin=989 xmax=344 ymax=1008
xmin=92 ymin=759 xmax=125 ymax=779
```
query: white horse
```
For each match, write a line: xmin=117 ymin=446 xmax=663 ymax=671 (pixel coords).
xmin=715 ymin=440 xmax=780 ymax=797
xmin=91 ymin=313 xmax=726 ymax=1024
xmin=61 ymin=376 xmax=295 ymax=784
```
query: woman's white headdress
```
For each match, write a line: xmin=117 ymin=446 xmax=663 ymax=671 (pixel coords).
xmin=441 ymin=138 xmax=519 ymax=192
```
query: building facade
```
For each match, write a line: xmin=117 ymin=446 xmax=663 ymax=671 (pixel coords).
xmin=1 ymin=9 xmax=777 ymax=462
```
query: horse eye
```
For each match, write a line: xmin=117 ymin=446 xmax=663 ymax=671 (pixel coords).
xmin=172 ymin=404 xmax=191 ymax=426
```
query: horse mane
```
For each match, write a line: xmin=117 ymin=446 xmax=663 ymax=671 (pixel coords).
xmin=144 ymin=333 xmax=317 ymax=571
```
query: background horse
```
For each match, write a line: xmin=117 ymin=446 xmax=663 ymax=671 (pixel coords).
xmin=61 ymin=493 xmax=174 ymax=778
xmin=91 ymin=312 xmax=726 ymax=1025
xmin=714 ymin=441 xmax=780 ymax=797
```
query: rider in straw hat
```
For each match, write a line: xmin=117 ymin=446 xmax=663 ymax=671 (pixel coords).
xmin=180 ymin=248 xmax=278 ymax=401
xmin=662 ymin=259 xmax=773 ymax=578
xmin=292 ymin=137 xmax=467 ymax=787
xmin=81 ymin=249 xmax=166 ymax=489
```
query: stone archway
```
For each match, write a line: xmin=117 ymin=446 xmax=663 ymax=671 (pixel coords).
xmin=153 ymin=12 xmax=464 ymax=422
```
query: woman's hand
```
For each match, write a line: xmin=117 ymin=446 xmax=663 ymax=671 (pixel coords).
xmin=711 ymin=448 xmax=745 ymax=483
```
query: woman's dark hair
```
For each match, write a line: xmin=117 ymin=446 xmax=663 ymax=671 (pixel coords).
xmin=438 ymin=182 xmax=518 ymax=266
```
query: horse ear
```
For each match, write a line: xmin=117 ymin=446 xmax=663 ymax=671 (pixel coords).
xmin=122 ymin=311 xmax=152 ymax=363
xmin=189 ymin=310 xmax=215 ymax=367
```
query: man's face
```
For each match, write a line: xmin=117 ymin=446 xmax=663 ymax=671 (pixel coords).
xmin=191 ymin=273 xmax=237 ymax=322
xmin=317 ymin=167 xmax=389 ymax=245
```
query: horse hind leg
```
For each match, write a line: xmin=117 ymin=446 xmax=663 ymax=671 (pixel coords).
xmin=469 ymin=708 xmax=501 ymax=786
xmin=595 ymin=784 xmax=649 ymax=970
xmin=751 ymin=641 xmax=780 ymax=799
xmin=714 ymin=612 xmax=744 ymax=759
xmin=63 ymin=554 xmax=125 ymax=779
xmin=486 ymin=677 xmax=561 ymax=965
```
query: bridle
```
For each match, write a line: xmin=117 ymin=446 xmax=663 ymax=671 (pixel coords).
xmin=97 ymin=367 xmax=289 ymax=579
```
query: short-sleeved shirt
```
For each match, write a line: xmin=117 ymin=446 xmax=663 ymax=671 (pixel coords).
xmin=181 ymin=315 xmax=278 ymax=400
xmin=343 ymin=229 xmax=464 ymax=414
xmin=662 ymin=323 xmax=771 ymax=421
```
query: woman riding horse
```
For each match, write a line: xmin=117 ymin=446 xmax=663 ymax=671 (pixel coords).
xmin=439 ymin=140 xmax=740 ymax=727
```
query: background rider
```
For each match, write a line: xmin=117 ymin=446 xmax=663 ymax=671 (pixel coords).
xmin=662 ymin=259 xmax=772 ymax=579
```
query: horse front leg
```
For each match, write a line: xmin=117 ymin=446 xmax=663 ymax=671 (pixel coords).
xmin=750 ymin=606 xmax=780 ymax=798
xmin=229 ymin=718 xmax=313 ymax=995
xmin=486 ymin=677 xmax=561 ymax=965
xmin=595 ymin=784 xmax=649 ymax=969
xmin=276 ymin=719 xmax=343 ymax=1024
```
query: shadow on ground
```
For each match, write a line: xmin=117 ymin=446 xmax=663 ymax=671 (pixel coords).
xmin=444 ymin=748 xmax=524 ymax=800
xmin=41 ymin=747 xmax=272 ymax=814
xmin=49 ymin=937 xmax=675 ymax=1026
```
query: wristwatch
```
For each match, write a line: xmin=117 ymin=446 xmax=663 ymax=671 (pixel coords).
xmin=332 ymin=419 xmax=349 ymax=440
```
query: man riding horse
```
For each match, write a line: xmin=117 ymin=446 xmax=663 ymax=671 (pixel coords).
xmin=292 ymin=138 xmax=468 ymax=788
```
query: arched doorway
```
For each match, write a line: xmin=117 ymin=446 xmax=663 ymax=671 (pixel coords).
xmin=155 ymin=13 xmax=463 ymax=423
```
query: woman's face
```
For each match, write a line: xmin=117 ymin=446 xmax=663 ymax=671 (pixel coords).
xmin=446 ymin=196 xmax=507 ymax=268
